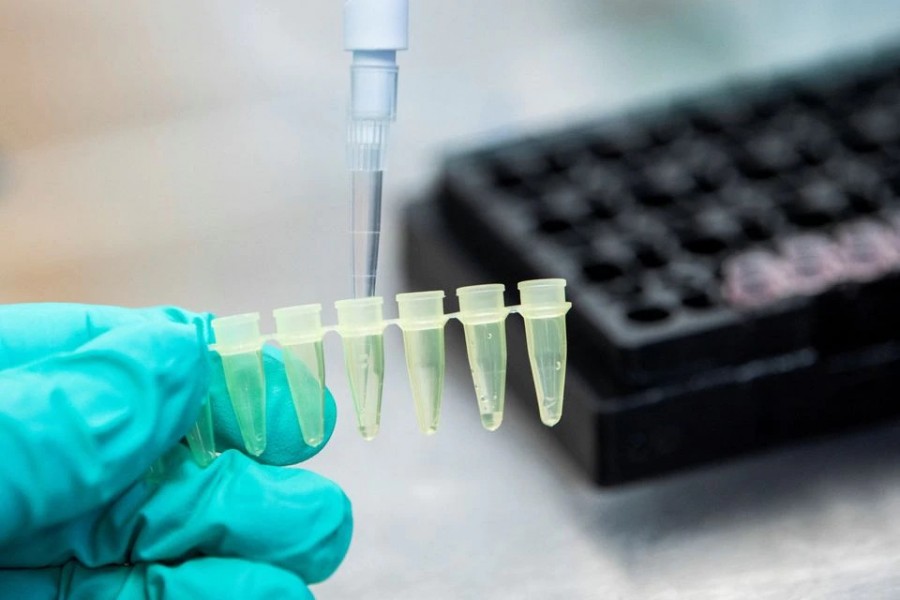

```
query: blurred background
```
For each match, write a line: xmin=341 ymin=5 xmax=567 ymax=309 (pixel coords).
xmin=5 ymin=0 xmax=900 ymax=597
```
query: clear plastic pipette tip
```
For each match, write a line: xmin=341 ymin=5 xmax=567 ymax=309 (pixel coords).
xmin=352 ymin=170 xmax=383 ymax=298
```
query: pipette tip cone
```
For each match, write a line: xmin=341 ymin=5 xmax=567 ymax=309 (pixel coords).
xmin=351 ymin=171 xmax=383 ymax=299
xmin=354 ymin=276 xmax=377 ymax=299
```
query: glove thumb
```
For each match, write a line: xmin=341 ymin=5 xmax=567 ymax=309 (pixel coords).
xmin=0 ymin=321 xmax=209 ymax=543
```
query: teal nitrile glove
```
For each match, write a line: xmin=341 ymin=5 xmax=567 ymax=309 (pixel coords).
xmin=0 ymin=304 xmax=352 ymax=600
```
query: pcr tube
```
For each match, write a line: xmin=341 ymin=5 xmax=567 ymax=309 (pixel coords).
xmin=211 ymin=313 xmax=267 ymax=456
xmin=274 ymin=304 xmax=327 ymax=447
xmin=518 ymin=280 xmax=572 ymax=427
xmin=336 ymin=297 xmax=387 ymax=440
xmin=147 ymin=395 xmax=215 ymax=476
xmin=396 ymin=291 xmax=449 ymax=434
xmin=457 ymin=284 xmax=510 ymax=431
xmin=186 ymin=394 xmax=216 ymax=466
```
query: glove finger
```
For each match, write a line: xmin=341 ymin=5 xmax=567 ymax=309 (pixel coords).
xmin=209 ymin=344 xmax=338 ymax=466
xmin=0 ymin=303 xmax=338 ymax=466
xmin=0 ymin=304 xmax=210 ymax=370
xmin=2 ymin=448 xmax=353 ymax=586
xmin=0 ymin=557 xmax=314 ymax=600
xmin=0 ymin=322 xmax=209 ymax=544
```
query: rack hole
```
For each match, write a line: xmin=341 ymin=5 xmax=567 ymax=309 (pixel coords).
xmin=682 ymin=291 xmax=715 ymax=310
xmin=627 ymin=305 xmax=671 ymax=323
xmin=849 ymin=194 xmax=881 ymax=215
xmin=492 ymin=165 xmax=522 ymax=189
xmin=583 ymin=261 xmax=624 ymax=283
xmin=538 ymin=218 xmax=573 ymax=234
xmin=544 ymin=153 xmax=571 ymax=175
xmin=636 ymin=191 xmax=675 ymax=208
xmin=786 ymin=207 xmax=833 ymax=228
xmin=682 ymin=235 xmax=728 ymax=255
xmin=615 ymin=280 xmax=645 ymax=298
xmin=636 ymin=246 xmax=668 ymax=269
xmin=741 ymin=219 xmax=772 ymax=242
xmin=590 ymin=202 xmax=616 ymax=220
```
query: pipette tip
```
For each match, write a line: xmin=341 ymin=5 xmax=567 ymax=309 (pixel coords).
xmin=351 ymin=170 xmax=383 ymax=298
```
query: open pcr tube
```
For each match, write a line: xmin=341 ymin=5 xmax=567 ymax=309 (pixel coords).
xmin=200 ymin=279 xmax=571 ymax=461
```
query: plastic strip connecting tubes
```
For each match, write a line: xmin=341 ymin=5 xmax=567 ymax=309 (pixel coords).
xmin=193 ymin=279 xmax=571 ymax=461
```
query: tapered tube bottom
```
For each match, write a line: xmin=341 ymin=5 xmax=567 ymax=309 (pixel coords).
xmin=221 ymin=351 xmax=267 ymax=456
xmin=402 ymin=328 xmax=445 ymax=434
xmin=186 ymin=397 xmax=216 ymax=466
xmin=342 ymin=334 xmax=385 ymax=440
xmin=146 ymin=458 xmax=167 ymax=483
xmin=283 ymin=341 xmax=327 ymax=447
xmin=522 ymin=316 xmax=568 ymax=426
xmin=462 ymin=320 xmax=508 ymax=431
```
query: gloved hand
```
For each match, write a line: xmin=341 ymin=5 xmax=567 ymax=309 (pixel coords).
xmin=0 ymin=304 xmax=352 ymax=599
